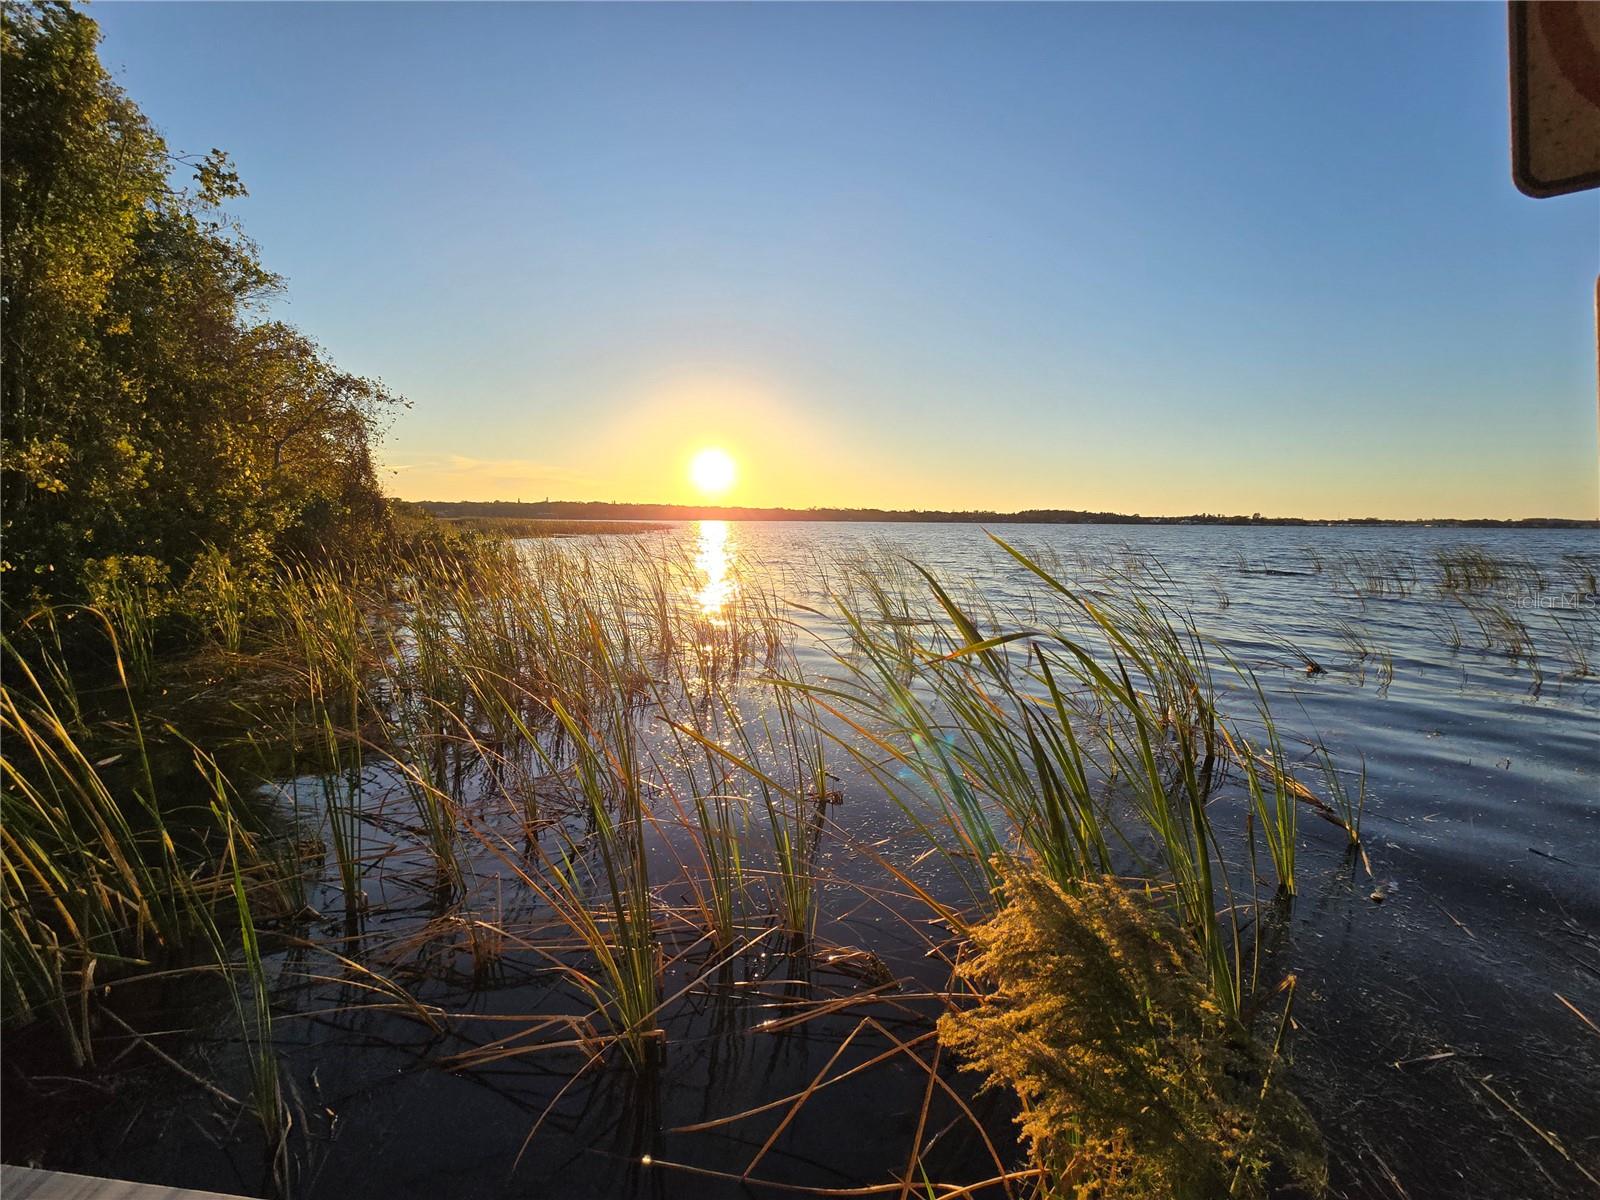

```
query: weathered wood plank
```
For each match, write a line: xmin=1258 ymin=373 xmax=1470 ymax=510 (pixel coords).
xmin=0 ymin=1166 xmax=250 ymax=1200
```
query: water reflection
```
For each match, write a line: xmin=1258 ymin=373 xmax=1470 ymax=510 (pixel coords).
xmin=694 ymin=519 xmax=737 ymax=620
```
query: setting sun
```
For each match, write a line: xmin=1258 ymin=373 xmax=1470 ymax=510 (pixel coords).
xmin=688 ymin=446 xmax=736 ymax=496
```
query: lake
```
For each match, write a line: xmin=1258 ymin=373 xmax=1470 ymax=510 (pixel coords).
xmin=7 ymin=522 xmax=1597 ymax=1200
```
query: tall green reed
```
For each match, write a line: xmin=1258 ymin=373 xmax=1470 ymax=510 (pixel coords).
xmin=1 ymin=621 xmax=259 ymax=1062
xmin=800 ymin=537 xmax=1264 ymax=1017
xmin=279 ymin=568 xmax=370 ymax=915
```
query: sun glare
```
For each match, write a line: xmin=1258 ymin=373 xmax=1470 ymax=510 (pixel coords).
xmin=689 ymin=446 xmax=736 ymax=496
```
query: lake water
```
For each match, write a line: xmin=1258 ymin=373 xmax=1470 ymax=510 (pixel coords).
xmin=8 ymin=523 xmax=1598 ymax=1200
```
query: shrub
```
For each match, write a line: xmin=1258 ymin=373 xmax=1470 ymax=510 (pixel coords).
xmin=938 ymin=867 xmax=1326 ymax=1199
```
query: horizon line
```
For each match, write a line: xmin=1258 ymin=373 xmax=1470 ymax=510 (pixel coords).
xmin=404 ymin=497 xmax=1600 ymax=528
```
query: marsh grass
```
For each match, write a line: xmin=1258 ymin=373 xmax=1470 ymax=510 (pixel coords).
xmin=1226 ymin=703 xmax=1300 ymax=897
xmin=185 ymin=545 xmax=252 ymax=655
xmin=375 ymin=633 xmax=467 ymax=900
xmin=1259 ymin=544 xmax=1585 ymax=694
xmin=654 ymin=716 xmax=747 ymax=954
xmin=1438 ymin=608 xmax=1465 ymax=652
xmin=1433 ymin=545 xmax=1551 ymax=596
xmin=210 ymin=790 xmax=291 ymax=1187
xmin=14 ymin=606 xmax=87 ymax=733
xmin=780 ymin=537 xmax=1309 ymax=1021
xmin=543 ymin=696 xmax=662 ymax=1067
xmin=1455 ymin=595 xmax=1544 ymax=695
xmin=1330 ymin=550 xmax=1415 ymax=601
xmin=702 ymin=679 xmax=828 ymax=943
xmin=0 ymin=620 xmax=252 ymax=1062
xmin=81 ymin=556 xmax=172 ymax=688
xmin=1314 ymin=744 xmax=1367 ymax=851
xmin=1561 ymin=551 xmax=1599 ymax=599
xmin=4 ymin=526 xmax=1386 ymax=1192
xmin=1551 ymin=612 xmax=1595 ymax=678
xmin=1334 ymin=618 xmax=1373 ymax=667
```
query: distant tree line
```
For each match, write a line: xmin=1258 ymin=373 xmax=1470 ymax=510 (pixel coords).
xmin=1 ymin=1 xmax=402 ymax=629
xmin=421 ymin=500 xmax=1597 ymax=529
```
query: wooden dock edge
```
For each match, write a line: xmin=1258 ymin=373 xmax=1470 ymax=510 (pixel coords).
xmin=1 ymin=1165 xmax=250 ymax=1200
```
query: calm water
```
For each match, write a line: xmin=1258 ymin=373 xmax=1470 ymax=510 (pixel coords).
xmin=9 ymin=523 xmax=1598 ymax=1200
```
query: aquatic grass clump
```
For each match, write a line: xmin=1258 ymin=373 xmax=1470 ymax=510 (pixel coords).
xmin=201 ymin=786 xmax=291 ymax=1188
xmin=729 ymin=678 xmax=829 ymax=943
xmin=11 ymin=606 xmax=89 ymax=734
xmin=1224 ymin=694 xmax=1301 ymax=898
xmin=0 ymin=625 xmax=265 ymax=1063
xmin=647 ymin=659 xmax=754 ymax=954
xmin=806 ymin=538 xmax=1259 ymax=1014
xmin=939 ymin=866 xmax=1326 ymax=1200
xmin=277 ymin=564 xmax=371 ymax=701
xmin=81 ymin=555 xmax=172 ymax=687
xmin=1315 ymin=744 xmax=1366 ymax=850
xmin=184 ymin=545 xmax=254 ymax=655
xmin=525 ymin=694 xmax=662 ymax=1069
xmin=308 ymin=704 xmax=367 ymax=917
xmin=276 ymin=566 xmax=381 ymax=915
xmin=376 ymin=690 xmax=467 ymax=904
xmin=654 ymin=725 xmax=747 ymax=954
xmin=1551 ymin=612 xmax=1594 ymax=679
xmin=1560 ymin=551 xmax=1599 ymax=600
xmin=1454 ymin=594 xmax=1545 ymax=695
xmin=444 ymin=516 xmax=673 ymax=539
xmin=1327 ymin=549 xmax=1417 ymax=602
xmin=1435 ymin=545 xmax=1503 ymax=592
xmin=460 ymin=595 xmax=668 ymax=1069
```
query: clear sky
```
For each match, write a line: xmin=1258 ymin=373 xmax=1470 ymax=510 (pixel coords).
xmin=92 ymin=1 xmax=1598 ymax=519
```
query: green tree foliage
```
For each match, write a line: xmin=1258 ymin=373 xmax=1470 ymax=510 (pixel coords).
xmin=2 ymin=0 xmax=400 ymax=625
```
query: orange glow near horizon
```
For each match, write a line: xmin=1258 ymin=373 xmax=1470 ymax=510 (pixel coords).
xmin=377 ymin=370 xmax=1598 ymax=520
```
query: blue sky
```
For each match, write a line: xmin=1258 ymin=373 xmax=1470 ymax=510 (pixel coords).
xmin=93 ymin=2 xmax=1598 ymax=517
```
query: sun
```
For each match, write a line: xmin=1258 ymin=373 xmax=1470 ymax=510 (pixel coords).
xmin=688 ymin=446 xmax=737 ymax=497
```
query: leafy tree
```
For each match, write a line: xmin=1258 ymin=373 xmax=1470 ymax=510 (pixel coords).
xmin=2 ymin=0 xmax=167 ymax=594
xmin=2 ymin=0 xmax=401 ymax=629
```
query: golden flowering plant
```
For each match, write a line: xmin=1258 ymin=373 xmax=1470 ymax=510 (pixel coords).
xmin=939 ymin=868 xmax=1326 ymax=1199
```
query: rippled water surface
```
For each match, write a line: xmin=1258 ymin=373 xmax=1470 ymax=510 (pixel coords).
xmin=9 ymin=523 xmax=1598 ymax=1200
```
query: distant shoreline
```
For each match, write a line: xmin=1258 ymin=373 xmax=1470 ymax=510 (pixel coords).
xmin=416 ymin=500 xmax=1598 ymax=530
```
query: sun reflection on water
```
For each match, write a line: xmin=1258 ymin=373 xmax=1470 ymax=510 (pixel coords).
xmin=694 ymin=519 xmax=736 ymax=620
